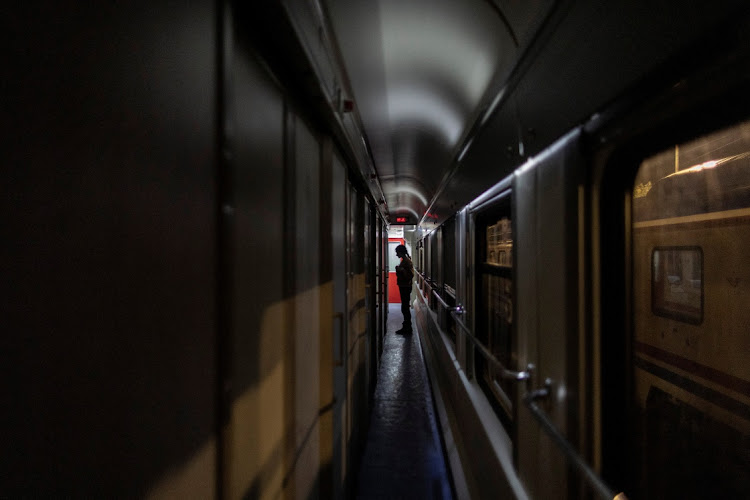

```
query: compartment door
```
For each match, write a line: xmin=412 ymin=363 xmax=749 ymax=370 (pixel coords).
xmin=331 ymin=153 xmax=347 ymax=499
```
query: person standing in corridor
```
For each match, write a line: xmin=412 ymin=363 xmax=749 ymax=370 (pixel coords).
xmin=395 ymin=244 xmax=414 ymax=334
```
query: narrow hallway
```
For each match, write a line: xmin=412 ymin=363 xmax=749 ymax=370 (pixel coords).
xmin=355 ymin=304 xmax=454 ymax=499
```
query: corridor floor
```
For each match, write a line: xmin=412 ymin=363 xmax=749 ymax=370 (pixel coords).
xmin=355 ymin=303 xmax=454 ymax=499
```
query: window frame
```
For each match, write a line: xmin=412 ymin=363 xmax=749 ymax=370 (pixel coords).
xmin=593 ymin=45 xmax=750 ymax=493
xmin=472 ymin=188 xmax=516 ymax=428
xmin=650 ymin=245 xmax=704 ymax=325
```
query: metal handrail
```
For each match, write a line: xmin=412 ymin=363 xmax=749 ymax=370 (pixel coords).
xmin=418 ymin=273 xmax=431 ymax=299
xmin=420 ymin=274 xmax=430 ymax=288
xmin=431 ymin=288 xmax=450 ymax=309
xmin=449 ymin=309 xmax=530 ymax=382
xmin=434 ymin=290 xmax=625 ymax=499
xmin=416 ymin=273 xmax=451 ymax=309
xmin=448 ymin=307 xmax=626 ymax=499
xmin=523 ymin=388 xmax=626 ymax=500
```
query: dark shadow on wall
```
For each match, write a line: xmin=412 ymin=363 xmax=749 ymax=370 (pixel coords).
xmin=3 ymin=2 xmax=219 ymax=495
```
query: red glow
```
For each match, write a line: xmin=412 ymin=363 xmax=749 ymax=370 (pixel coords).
xmin=396 ymin=216 xmax=407 ymax=223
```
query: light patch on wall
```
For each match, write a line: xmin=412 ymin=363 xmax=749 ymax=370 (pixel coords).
xmin=293 ymin=285 xmax=321 ymax=498
xmin=227 ymin=301 xmax=288 ymax=500
xmin=146 ymin=439 xmax=216 ymax=500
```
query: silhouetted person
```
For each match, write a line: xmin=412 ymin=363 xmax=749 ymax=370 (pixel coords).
xmin=395 ymin=244 xmax=414 ymax=334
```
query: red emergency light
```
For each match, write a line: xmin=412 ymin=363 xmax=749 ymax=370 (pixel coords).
xmin=395 ymin=216 xmax=407 ymax=223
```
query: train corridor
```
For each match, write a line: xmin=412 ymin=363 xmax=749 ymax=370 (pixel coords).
xmin=355 ymin=303 xmax=454 ymax=499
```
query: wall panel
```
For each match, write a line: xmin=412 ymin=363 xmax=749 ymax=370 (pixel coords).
xmin=3 ymin=2 xmax=218 ymax=496
xmin=226 ymin=28 xmax=287 ymax=500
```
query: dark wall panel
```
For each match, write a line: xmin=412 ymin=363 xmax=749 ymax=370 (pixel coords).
xmin=2 ymin=2 xmax=217 ymax=495
xmin=229 ymin=34 xmax=285 ymax=403
xmin=222 ymin=22 xmax=288 ymax=498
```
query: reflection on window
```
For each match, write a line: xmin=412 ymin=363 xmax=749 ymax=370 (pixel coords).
xmin=486 ymin=217 xmax=512 ymax=267
xmin=485 ymin=274 xmax=513 ymax=412
xmin=631 ymin=118 xmax=750 ymax=498
xmin=633 ymin=123 xmax=750 ymax=221
xmin=652 ymin=247 xmax=702 ymax=324
xmin=478 ymin=209 xmax=514 ymax=426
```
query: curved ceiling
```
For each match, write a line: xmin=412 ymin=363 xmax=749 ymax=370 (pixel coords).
xmin=325 ymin=0 xmax=551 ymax=225
xmin=322 ymin=0 xmax=747 ymax=229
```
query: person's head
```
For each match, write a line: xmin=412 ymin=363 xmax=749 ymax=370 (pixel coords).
xmin=395 ymin=244 xmax=408 ymax=258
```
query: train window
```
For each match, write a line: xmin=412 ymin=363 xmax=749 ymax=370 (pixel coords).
xmin=651 ymin=247 xmax=703 ymax=324
xmin=417 ymin=239 xmax=424 ymax=274
xmin=443 ymin=218 xmax=457 ymax=344
xmin=443 ymin=218 xmax=456 ymax=290
xmin=425 ymin=235 xmax=432 ymax=281
xmin=475 ymin=193 xmax=515 ymax=426
xmin=486 ymin=217 xmax=512 ymax=267
xmin=631 ymin=118 xmax=750 ymax=498
xmin=430 ymin=231 xmax=440 ymax=287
